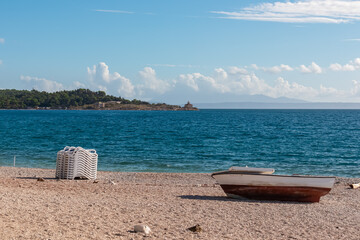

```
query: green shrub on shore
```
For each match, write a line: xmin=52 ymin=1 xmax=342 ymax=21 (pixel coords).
xmin=0 ymin=89 xmax=148 ymax=109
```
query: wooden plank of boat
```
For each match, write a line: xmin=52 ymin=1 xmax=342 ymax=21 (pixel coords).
xmin=212 ymin=171 xmax=335 ymax=203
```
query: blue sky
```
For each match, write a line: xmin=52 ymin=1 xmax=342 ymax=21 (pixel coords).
xmin=1 ymin=0 xmax=360 ymax=103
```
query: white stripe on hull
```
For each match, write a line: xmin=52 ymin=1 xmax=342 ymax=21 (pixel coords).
xmin=213 ymin=173 xmax=335 ymax=189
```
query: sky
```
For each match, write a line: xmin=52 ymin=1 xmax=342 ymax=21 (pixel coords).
xmin=1 ymin=0 xmax=360 ymax=104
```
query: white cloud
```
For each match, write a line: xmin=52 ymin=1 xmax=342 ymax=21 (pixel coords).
xmin=138 ymin=67 xmax=171 ymax=95
xmin=86 ymin=63 xmax=174 ymax=99
xmin=344 ymin=38 xmax=360 ymax=41
xmin=271 ymin=77 xmax=318 ymax=99
xmin=72 ymin=81 xmax=86 ymax=89
xmin=179 ymin=71 xmax=233 ymax=94
xmin=228 ymin=66 xmax=248 ymax=75
xmin=179 ymin=69 xmax=270 ymax=96
xmin=248 ymin=63 xmax=294 ymax=73
xmin=329 ymin=63 xmax=356 ymax=71
xmin=148 ymin=64 xmax=176 ymax=68
xmin=212 ymin=0 xmax=360 ymax=23
xmin=354 ymin=58 xmax=360 ymax=67
xmin=214 ymin=68 xmax=228 ymax=81
xmin=250 ymin=64 xmax=259 ymax=70
xmin=177 ymin=68 xmax=352 ymax=101
xmin=249 ymin=58 xmax=360 ymax=74
xmin=83 ymin=62 xmax=360 ymax=102
xmin=147 ymin=64 xmax=197 ymax=68
xmin=329 ymin=58 xmax=360 ymax=71
xmin=262 ymin=64 xmax=294 ymax=73
xmin=351 ymin=80 xmax=360 ymax=96
xmin=20 ymin=75 xmax=64 ymax=92
xmin=250 ymin=62 xmax=319 ymax=74
xmin=319 ymin=84 xmax=346 ymax=97
xmin=95 ymin=10 xmax=134 ymax=14
xmin=87 ymin=62 xmax=135 ymax=98
xmin=329 ymin=63 xmax=344 ymax=71
xmin=299 ymin=62 xmax=322 ymax=74
xmin=240 ymin=74 xmax=270 ymax=95
xmin=179 ymin=73 xmax=200 ymax=91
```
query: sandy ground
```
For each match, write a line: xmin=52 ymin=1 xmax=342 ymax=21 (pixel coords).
xmin=0 ymin=167 xmax=359 ymax=240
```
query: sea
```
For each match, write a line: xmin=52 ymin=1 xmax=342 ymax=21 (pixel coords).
xmin=0 ymin=109 xmax=359 ymax=178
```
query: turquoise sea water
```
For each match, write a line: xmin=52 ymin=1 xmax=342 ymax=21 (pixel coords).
xmin=0 ymin=109 xmax=359 ymax=177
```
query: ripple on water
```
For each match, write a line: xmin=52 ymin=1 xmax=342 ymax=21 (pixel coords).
xmin=0 ymin=109 xmax=359 ymax=177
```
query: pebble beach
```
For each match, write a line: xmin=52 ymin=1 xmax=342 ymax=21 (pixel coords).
xmin=0 ymin=167 xmax=359 ymax=239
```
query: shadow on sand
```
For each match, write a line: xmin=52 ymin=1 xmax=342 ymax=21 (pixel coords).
xmin=16 ymin=176 xmax=91 ymax=181
xmin=179 ymin=195 xmax=248 ymax=202
xmin=178 ymin=195 xmax=310 ymax=204
xmin=16 ymin=177 xmax=58 ymax=180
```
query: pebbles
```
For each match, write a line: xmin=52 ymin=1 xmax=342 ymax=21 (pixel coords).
xmin=134 ymin=225 xmax=151 ymax=235
xmin=0 ymin=167 xmax=358 ymax=240
xmin=188 ymin=224 xmax=202 ymax=233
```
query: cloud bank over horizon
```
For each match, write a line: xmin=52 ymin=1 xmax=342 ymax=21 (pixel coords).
xmin=20 ymin=59 xmax=360 ymax=103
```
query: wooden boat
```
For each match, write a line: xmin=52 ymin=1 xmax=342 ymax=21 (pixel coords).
xmin=212 ymin=167 xmax=335 ymax=202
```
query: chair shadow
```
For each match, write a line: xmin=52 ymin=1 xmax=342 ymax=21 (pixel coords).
xmin=16 ymin=176 xmax=90 ymax=180
xmin=16 ymin=177 xmax=59 ymax=180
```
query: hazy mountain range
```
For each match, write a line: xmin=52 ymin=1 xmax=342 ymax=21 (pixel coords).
xmin=194 ymin=102 xmax=360 ymax=109
xmin=154 ymin=94 xmax=360 ymax=109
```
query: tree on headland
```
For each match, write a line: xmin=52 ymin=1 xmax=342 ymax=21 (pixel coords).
xmin=0 ymin=89 xmax=145 ymax=109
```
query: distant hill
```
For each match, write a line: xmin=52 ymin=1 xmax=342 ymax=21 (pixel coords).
xmin=153 ymin=92 xmax=360 ymax=109
xmin=152 ymin=92 xmax=307 ymax=105
xmin=194 ymin=102 xmax=360 ymax=109
xmin=155 ymin=93 xmax=360 ymax=109
xmin=211 ymin=94 xmax=308 ymax=104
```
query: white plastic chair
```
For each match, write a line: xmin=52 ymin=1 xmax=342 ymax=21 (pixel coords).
xmin=56 ymin=146 xmax=98 ymax=180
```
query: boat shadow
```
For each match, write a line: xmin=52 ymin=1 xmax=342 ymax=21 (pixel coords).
xmin=179 ymin=195 xmax=239 ymax=202
xmin=178 ymin=195 xmax=312 ymax=204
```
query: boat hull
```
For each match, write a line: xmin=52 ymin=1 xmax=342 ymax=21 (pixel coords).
xmin=212 ymin=171 xmax=335 ymax=203
xmin=220 ymin=185 xmax=332 ymax=202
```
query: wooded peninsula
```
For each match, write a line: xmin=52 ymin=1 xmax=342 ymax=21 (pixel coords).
xmin=0 ymin=89 xmax=198 ymax=111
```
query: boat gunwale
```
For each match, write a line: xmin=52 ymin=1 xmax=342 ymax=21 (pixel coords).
xmin=211 ymin=170 xmax=336 ymax=179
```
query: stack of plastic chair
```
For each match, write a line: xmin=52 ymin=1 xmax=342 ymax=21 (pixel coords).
xmin=55 ymin=146 xmax=76 ymax=179
xmin=56 ymin=146 xmax=98 ymax=180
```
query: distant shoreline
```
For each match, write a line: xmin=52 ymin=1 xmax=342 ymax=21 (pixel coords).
xmin=2 ymin=108 xmax=360 ymax=111
xmin=0 ymin=88 xmax=199 ymax=111
xmin=0 ymin=108 xmax=199 ymax=111
xmin=0 ymin=166 xmax=358 ymax=179
xmin=1 ymin=165 xmax=354 ymax=178
xmin=195 ymin=102 xmax=360 ymax=109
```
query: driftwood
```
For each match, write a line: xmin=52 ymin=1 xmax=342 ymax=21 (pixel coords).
xmin=350 ymin=183 xmax=360 ymax=189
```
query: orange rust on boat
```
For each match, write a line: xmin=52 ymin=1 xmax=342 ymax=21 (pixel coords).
xmin=220 ymin=185 xmax=332 ymax=202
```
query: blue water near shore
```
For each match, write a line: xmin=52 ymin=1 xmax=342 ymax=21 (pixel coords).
xmin=0 ymin=109 xmax=359 ymax=177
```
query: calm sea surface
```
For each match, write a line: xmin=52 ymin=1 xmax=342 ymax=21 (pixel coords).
xmin=0 ymin=109 xmax=359 ymax=177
